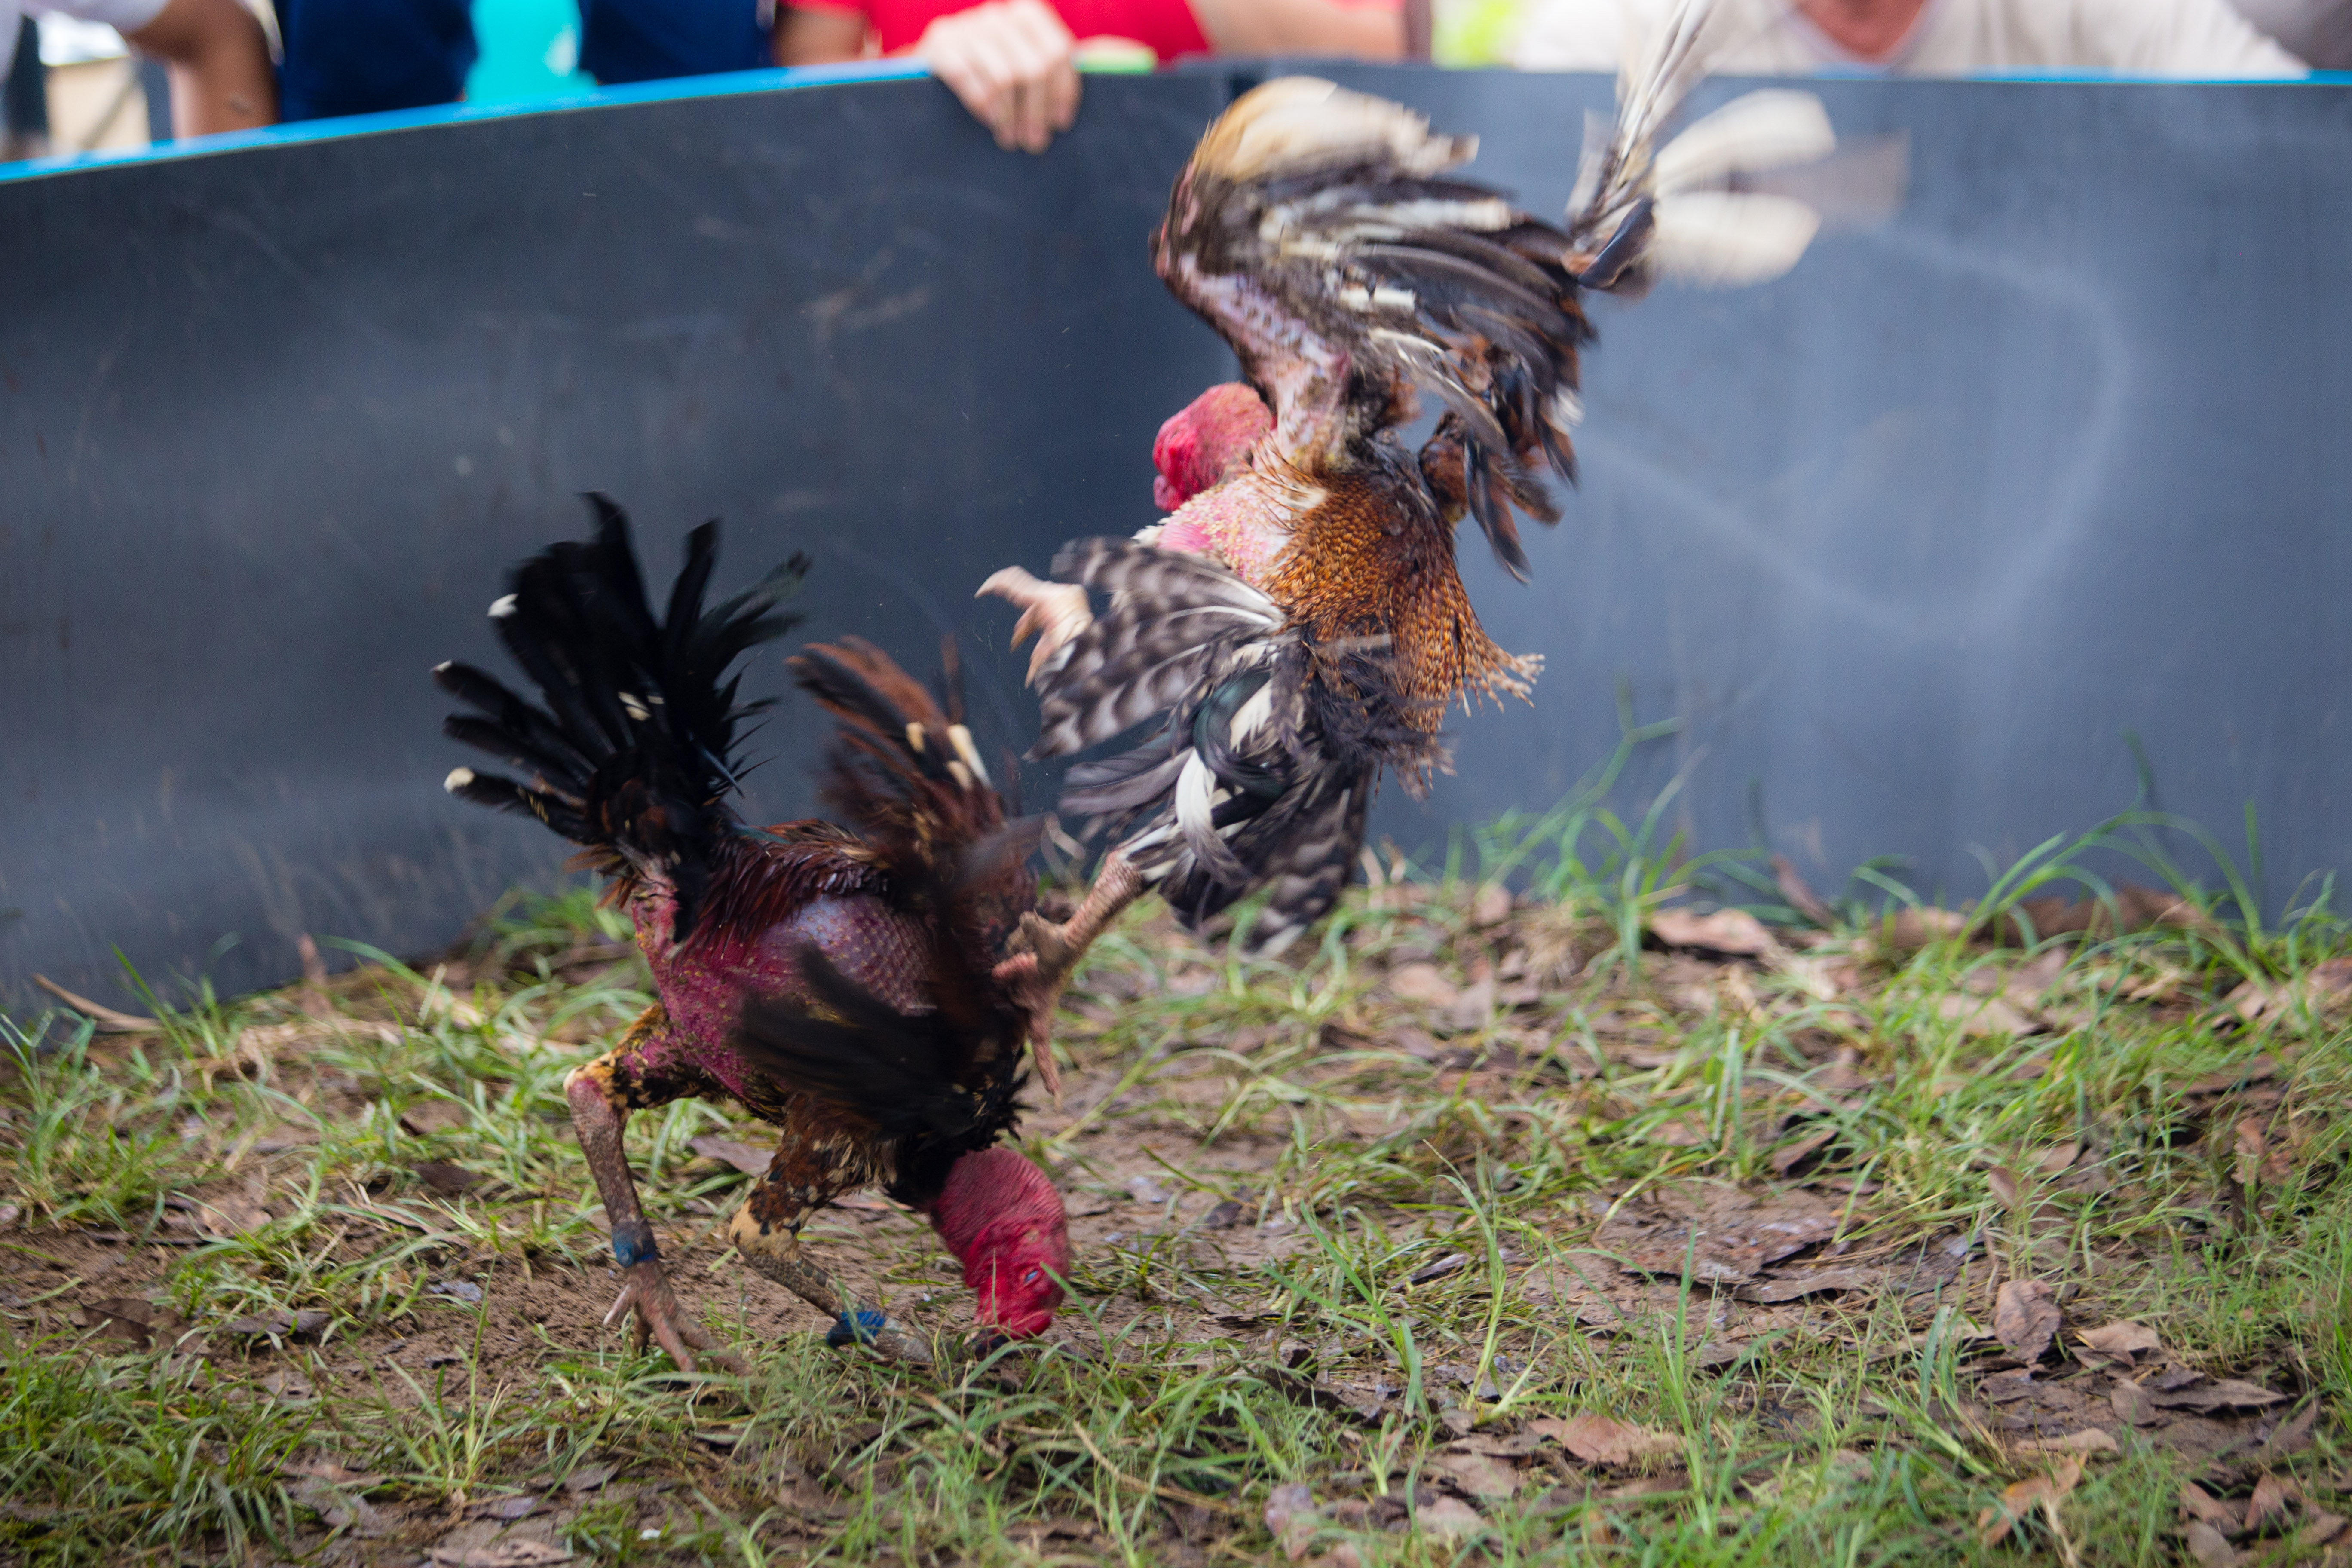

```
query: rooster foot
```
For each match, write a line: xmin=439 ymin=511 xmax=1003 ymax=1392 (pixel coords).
xmin=605 ymin=1259 xmax=744 ymax=1375
xmin=738 ymin=1246 xmax=934 ymax=1366
xmin=977 ymin=567 xmax=1093 ymax=685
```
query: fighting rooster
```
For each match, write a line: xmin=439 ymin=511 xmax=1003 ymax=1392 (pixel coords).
xmin=983 ymin=2 xmax=1848 ymax=1044
xmin=436 ymin=498 xmax=1066 ymax=1369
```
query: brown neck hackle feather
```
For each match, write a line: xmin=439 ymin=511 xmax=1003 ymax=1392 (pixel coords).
xmin=1263 ymin=462 xmax=1539 ymax=744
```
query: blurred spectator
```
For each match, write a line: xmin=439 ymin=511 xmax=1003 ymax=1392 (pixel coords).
xmin=775 ymin=0 xmax=1407 ymax=152
xmin=2230 ymin=0 xmax=2352 ymax=67
xmin=0 ymin=0 xmax=273 ymax=135
xmin=275 ymin=0 xmax=472 ymax=120
xmin=1512 ymin=0 xmax=2308 ymax=77
xmin=576 ymin=0 xmax=767 ymax=86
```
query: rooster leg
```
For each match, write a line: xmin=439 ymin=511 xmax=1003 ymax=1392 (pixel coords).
xmin=976 ymin=566 xmax=1093 ymax=686
xmin=727 ymin=1192 xmax=934 ymax=1365
xmin=566 ymin=1021 xmax=744 ymax=1376
xmin=994 ymin=850 xmax=1147 ymax=1098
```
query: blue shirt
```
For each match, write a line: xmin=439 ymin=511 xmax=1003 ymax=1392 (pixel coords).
xmin=578 ymin=0 xmax=770 ymax=85
xmin=278 ymin=0 xmax=479 ymax=122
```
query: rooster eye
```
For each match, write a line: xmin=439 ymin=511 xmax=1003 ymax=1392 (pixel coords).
xmin=1020 ymin=1269 xmax=1042 ymax=1286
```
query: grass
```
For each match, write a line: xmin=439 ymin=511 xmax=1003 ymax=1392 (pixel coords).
xmin=0 ymin=808 xmax=2346 ymax=1567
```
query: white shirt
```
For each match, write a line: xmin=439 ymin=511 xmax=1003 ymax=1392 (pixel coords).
xmin=1 ymin=0 xmax=172 ymax=80
xmin=2228 ymin=0 xmax=2352 ymax=67
xmin=1513 ymin=0 xmax=2309 ymax=78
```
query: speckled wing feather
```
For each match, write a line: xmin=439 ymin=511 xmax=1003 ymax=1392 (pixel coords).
xmin=1153 ymin=78 xmax=1593 ymax=579
xmin=1032 ymin=539 xmax=1286 ymax=759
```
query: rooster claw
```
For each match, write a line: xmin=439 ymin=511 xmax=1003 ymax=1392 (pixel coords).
xmin=606 ymin=1259 xmax=743 ymax=1376
xmin=977 ymin=567 xmax=1093 ymax=686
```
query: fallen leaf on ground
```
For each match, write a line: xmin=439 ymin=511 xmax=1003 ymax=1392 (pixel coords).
xmin=2186 ymin=1057 xmax=2279 ymax=1097
xmin=413 ymin=1161 xmax=485 ymax=1196
xmin=1769 ymin=1127 xmax=1836 ymax=1175
xmin=2245 ymin=1474 xmax=2299 ymax=1534
xmin=260 ymin=1370 xmax=313 ymax=1400
xmin=1977 ymin=1457 xmax=2082 ymax=1547
xmin=2179 ymin=1484 xmax=2242 ymax=1530
xmin=1596 ymin=1185 xmax=1839 ymax=1285
xmin=467 ymin=1496 xmax=540 ymax=1522
xmin=2234 ymin=1119 xmax=2268 ymax=1188
xmin=1534 ymin=1414 xmax=1683 ymax=1467
xmin=398 ymin=1101 xmax=468 ymax=1137
xmin=1265 ymin=1483 xmax=1319 ymax=1560
xmin=561 ymin=1463 xmax=617 ymax=1494
xmin=1410 ymin=1497 xmax=1485 ymax=1540
xmin=2077 ymin=1321 xmax=2161 ymax=1363
xmin=1429 ymin=1451 xmax=1519 ymax=1499
xmin=2184 ymin=1522 xmax=2242 ymax=1567
xmin=1471 ymin=883 xmax=1512 ymax=927
xmin=220 ymin=1308 xmax=331 ymax=1341
xmin=1407 ymin=1253 xmax=1471 ymax=1286
xmin=2152 ymin=1379 xmax=2285 ymax=1414
xmin=2037 ymin=1141 xmax=2081 ymax=1173
xmin=1650 ymin=907 xmax=1776 ymax=957
xmin=1936 ymin=994 xmax=2039 ymax=1038
xmin=427 ymin=1546 xmax=573 ymax=1568
xmin=686 ymin=1136 xmax=770 ymax=1176
xmin=1987 ymin=1167 xmax=2023 ymax=1208
xmin=1993 ymin=1279 xmax=2061 ymax=1362
xmin=1388 ymin=964 xmax=1459 ymax=1008
xmin=0 ymin=1204 xmax=20 ymax=1231
xmin=2258 ymin=1401 xmax=2321 ymax=1458
xmin=429 ymin=1280 xmax=485 ymax=1305
xmin=2012 ymin=1429 xmax=2119 ymax=1457
xmin=1735 ymin=1266 xmax=1881 ymax=1304
xmin=1875 ymin=906 xmax=1969 ymax=950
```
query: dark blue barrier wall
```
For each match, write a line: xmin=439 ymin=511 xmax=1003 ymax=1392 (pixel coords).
xmin=2 ymin=65 xmax=2346 ymax=1009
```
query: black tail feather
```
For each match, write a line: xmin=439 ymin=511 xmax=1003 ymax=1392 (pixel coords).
xmin=434 ymin=496 xmax=809 ymax=941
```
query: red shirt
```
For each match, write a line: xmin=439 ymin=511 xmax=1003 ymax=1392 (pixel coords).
xmin=809 ymin=0 xmax=1215 ymax=59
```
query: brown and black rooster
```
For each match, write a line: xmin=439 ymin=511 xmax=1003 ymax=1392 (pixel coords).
xmin=437 ymin=498 xmax=1066 ymax=1369
xmin=983 ymin=1 xmax=1856 ymax=1047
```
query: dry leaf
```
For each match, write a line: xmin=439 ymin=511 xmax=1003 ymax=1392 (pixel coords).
xmin=1408 ymin=1253 xmax=1472 ymax=1286
xmin=2037 ymin=1142 xmax=2081 ymax=1174
xmin=2187 ymin=1057 xmax=2280 ymax=1097
xmin=413 ymin=1161 xmax=484 ymax=1196
xmin=2245 ymin=1474 xmax=2298 ymax=1534
xmin=1429 ymin=1451 xmax=1519 ymax=1500
xmin=1265 ymin=1483 xmax=1319 ymax=1561
xmin=1935 ymin=993 xmax=2039 ymax=1039
xmin=2234 ymin=1119 xmax=2268 ymax=1188
xmin=2111 ymin=1381 xmax=2162 ymax=1427
xmin=1471 ymin=883 xmax=1512 ymax=927
xmin=686 ymin=1136 xmax=771 ymax=1176
xmin=2183 ymin=1522 xmax=2242 ymax=1567
xmin=1534 ymin=1414 xmax=1683 ymax=1467
xmin=1388 ymin=964 xmax=1460 ymax=1008
xmin=2152 ymin=1379 xmax=2285 ymax=1414
xmin=2300 ymin=1511 xmax=2349 ymax=1548
xmin=2180 ymin=1482 xmax=2243 ymax=1531
xmin=1987 ymin=1167 xmax=2023 ymax=1208
xmin=1649 ymin=908 xmax=1776 ymax=956
xmin=427 ymin=1546 xmax=573 ymax=1568
xmin=1735 ymin=1266 xmax=1882 ymax=1304
xmin=561 ymin=1463 xmax=617 ymax=1494
xmin=2076 ymin=1321 xmax=2161 ymax=1362
xmin=2012 ymin=1429 xmax=2119 ymax=1457
xmin=1976 ymin=1456 xmax=2082 ymax=1547
xmin=398 ymin=1100 xmax=468 ymax=1137
xmin=1993 ymin=1279 xmax=2061 ymax=1362
xmin=1770 ymin=1127 xmax=1836 ymax=1175
xmin=1410 ymin=1496 xmax=1485 ymax=1540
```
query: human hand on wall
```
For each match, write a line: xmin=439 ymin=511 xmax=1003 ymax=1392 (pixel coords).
xmin=915 ymin=0 xmax=1081 ymax=153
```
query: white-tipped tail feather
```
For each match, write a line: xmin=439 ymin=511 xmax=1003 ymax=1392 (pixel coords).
xmin=1646 ymin=190 xmax=1823 ymax=286
xmin=444 ymin=767 xmax=476 ymax=792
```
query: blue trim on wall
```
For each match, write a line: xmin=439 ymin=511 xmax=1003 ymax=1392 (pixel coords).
xmin=0 ymin=58 xmax=931 ymax=186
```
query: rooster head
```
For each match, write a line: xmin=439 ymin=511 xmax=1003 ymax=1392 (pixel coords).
xmin=929 ymin=1146 xmax=1071 ymax=1339
xmin=1152 ymin=383 xmax=1272 ymax=511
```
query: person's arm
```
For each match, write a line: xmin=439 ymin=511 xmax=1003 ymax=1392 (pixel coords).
xmin=118 ymin=0 xmax=273 ymax=135
xmin=779 ymin=0 xmax=1079 ymax=153
xmin=2079 ymin=0 xmax=2310 ymax=75
xmin=1188 ymin=0 xmax=1404 ymax=58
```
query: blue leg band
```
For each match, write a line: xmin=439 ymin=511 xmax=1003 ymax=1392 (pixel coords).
xmin=827 ymin=1309 xmax=888 ymax=1348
